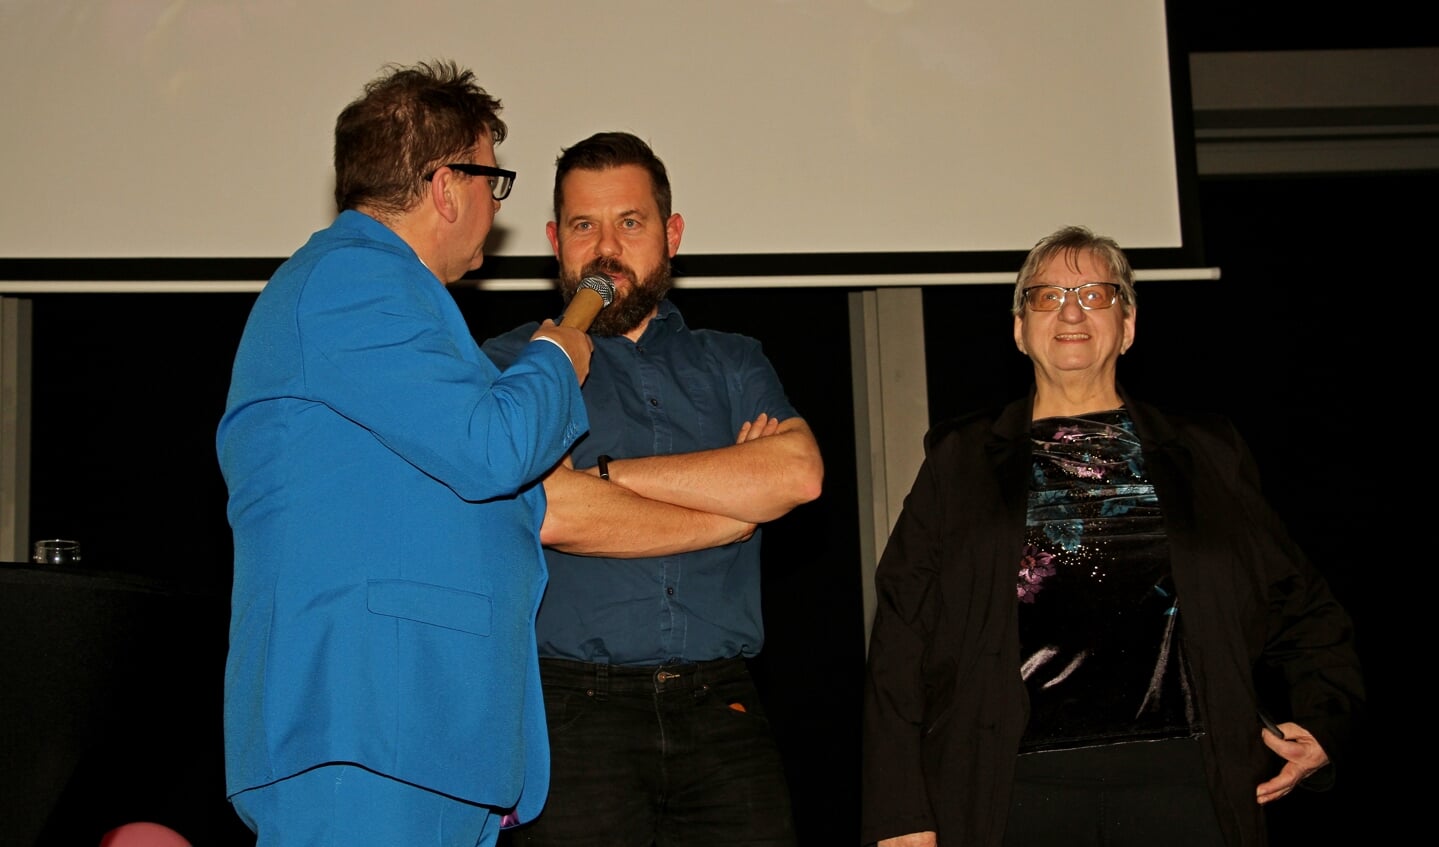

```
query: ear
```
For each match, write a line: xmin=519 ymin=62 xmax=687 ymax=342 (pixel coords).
xmin=1121 ymin=306 xmax=1137 ymax=353
xmin=546 ymin=220 xmax=561 ymax=258
xmin=430 ymin=167 xmax=461 ymax=224
xmin=1013 ymin=314 xmax=1030 ymax=356
xmin=665 ymin=213 xmax=685 ymax=258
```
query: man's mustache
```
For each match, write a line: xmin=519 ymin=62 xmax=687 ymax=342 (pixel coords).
xmin=584 ymin=258 xmax=629 ymax=279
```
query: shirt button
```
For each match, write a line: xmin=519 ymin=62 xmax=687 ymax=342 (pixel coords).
xmin=666 ymin=586 xmax=674 ymax=596
xmin=649 ymin=398 xmax=659 ymax=407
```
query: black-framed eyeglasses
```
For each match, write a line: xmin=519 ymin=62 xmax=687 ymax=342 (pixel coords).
xmin=1021 ymin=282 xmax=1121 ymax=312
xmin=423 ymin=163 xmax=516 ymax=201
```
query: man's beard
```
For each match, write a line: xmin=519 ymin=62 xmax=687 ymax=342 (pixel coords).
xmin=559 ymin=256 xmax=673 ymax=338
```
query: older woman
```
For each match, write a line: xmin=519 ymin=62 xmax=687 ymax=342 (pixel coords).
xmin=860 ymin=226 xmax=1363 ymax=847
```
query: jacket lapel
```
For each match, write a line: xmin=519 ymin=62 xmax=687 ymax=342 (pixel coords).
xmin=987 ymin=394 xmax=1036 ymax=523
xmin=1121 ymin=388 xmax=1197 ymax=540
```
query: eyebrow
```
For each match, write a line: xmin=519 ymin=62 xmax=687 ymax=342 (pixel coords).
xmin=566 ymin=208 xmax=649 ymax=226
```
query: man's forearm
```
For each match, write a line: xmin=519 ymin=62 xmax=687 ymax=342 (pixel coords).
xmin=602 ymin=419 xmax=823 ymax=523
xmin=539 ymin=464 xmax=756 ymax=557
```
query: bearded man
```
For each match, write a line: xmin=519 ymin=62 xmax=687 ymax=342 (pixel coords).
xmin=481 ymin=131 xmax=823 ymax=847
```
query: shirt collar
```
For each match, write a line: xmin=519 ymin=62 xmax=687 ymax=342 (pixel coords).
xmin=634 ymin=298 xmax=686 ymax=346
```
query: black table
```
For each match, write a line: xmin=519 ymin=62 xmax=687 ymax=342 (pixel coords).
xmin=0 ymin=561 xmax=251 ymax=846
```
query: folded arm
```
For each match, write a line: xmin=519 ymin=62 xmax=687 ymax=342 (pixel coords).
xmin=599 ymin=414 xmax=823 ymax=524
xmin=539 ymin=460 xmax=756 ymax=557
xmin=539 ymin=413 xmax=820 ymax=557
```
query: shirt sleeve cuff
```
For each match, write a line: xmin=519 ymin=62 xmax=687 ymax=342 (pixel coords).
xmin=530 ymin=335 xmax=573 ymax=366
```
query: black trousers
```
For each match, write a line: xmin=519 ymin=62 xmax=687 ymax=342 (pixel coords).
xmin=1002 ymin=738 xmax=1226 ymax=847
xmin=500 ymin=656 xmax=796 ymax=847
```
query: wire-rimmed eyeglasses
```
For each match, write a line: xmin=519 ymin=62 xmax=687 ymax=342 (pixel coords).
xmin=423 ymin=163 xmax=516 ymax=201
xmin=1021 ymin=282 xmax=1121 ymax=312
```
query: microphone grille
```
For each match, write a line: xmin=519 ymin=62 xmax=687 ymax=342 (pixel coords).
xmin=577 ymin=273 xmax=616 ymax=306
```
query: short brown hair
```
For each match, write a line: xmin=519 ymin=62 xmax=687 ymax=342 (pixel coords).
xmin=333 ymin=60 xmax=506 ymax=218
xmin=553 ymin=132 xmax=672 ymax=223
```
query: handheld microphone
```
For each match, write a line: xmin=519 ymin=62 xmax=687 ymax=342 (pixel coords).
xmin=555 ymin=273 xmax=616 ymax=332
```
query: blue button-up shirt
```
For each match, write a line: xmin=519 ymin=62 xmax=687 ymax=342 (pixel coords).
xmin=482 ymin=299 xmax=800 ymax=665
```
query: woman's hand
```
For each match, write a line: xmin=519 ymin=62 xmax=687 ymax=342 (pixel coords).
xmin=1256 ymin=721 xmax=1330 ymax=804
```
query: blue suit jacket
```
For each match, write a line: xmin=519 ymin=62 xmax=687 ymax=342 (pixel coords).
xmin=216 ymin=211 xmax=587 ymax=819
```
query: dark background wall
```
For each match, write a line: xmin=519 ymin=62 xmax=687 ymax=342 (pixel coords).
xmin=10 ymin=5 xmax=1427 ymax=845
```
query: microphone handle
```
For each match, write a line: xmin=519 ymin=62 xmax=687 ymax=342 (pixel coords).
xmin=555 ymin=286 xmax=606 ymax=332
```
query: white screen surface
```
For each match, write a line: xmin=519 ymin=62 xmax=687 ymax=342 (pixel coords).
xmin=0 ymin=0 xmax=1184 ymax=261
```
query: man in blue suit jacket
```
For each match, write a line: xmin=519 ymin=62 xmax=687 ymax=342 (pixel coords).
xmin=216 ymin=60 xmax=593 ymax=847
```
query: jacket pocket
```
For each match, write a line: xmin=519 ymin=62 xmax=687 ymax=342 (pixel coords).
xmin=366 ymin=579 xmax=492 ymax=636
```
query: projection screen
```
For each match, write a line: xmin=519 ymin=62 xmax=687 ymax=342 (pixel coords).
xmin=0 ymin=0 xmax=1196 ymax=273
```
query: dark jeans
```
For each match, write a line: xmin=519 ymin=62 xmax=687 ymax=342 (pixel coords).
xmin=501 ymin=656 xmax=797 ymax=847
xmin=1002 ymin=738 xmax=1225 ymax=847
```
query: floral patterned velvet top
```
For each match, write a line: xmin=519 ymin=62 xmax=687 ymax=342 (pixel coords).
xmin=1016 ymin=408 xmax=1202 ymax=753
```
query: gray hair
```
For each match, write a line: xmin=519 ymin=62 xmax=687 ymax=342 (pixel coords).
xmin=1010 ymin=225 xmax=1136 ymax=317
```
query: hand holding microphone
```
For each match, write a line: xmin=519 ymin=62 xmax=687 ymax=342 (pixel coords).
xmin=531 ymin=273 xmax=615 ymax=385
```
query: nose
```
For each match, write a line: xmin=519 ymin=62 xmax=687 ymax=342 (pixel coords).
xmin=595 ymin=225 xmax=621 ymax=258
xmin=1057 ymin=294 xmax=1085 ymax=321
